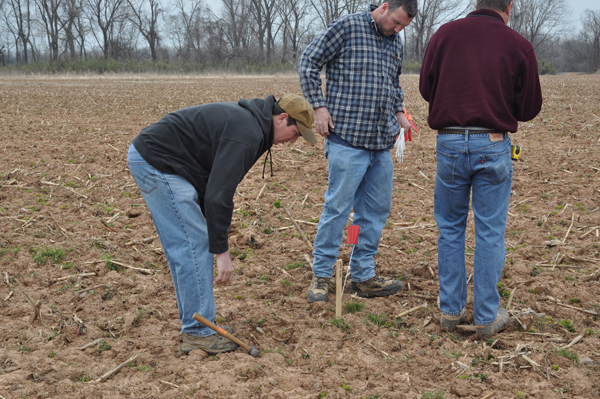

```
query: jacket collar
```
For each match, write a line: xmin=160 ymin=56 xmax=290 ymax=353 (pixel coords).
xmin=467 ymin=9 xmax=504 ymax=23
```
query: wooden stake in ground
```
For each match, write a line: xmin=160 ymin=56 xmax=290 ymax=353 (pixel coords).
xmin=335 ymin=259 xmax=342 ymax=318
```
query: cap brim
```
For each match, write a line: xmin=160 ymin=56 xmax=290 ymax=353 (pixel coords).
xmin=298 ymin=123 xmax=318 ymax=144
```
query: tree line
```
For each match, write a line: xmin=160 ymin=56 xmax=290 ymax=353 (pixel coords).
xmin=0 ymin=0 xmax=599 ymax=73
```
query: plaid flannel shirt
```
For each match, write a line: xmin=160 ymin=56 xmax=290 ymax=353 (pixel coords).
xmin=299 ymin=4 xmax=405 ymax=150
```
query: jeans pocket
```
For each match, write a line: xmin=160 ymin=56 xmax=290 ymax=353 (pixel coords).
xmin=436 ymin=149 xmax=458 ymax=183
xmin=129 ymin=161 xmax=158 ymax=194
xmin=481 ymin=149 xmax=511 ymax=184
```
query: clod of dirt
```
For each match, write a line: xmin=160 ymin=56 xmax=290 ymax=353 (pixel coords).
xmin=411 ymin=263 xmax=430 ymax=278
xmin=126 ymin=209 xmax=142 ymax=218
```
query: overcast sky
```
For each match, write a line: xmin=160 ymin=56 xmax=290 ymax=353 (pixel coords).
xmin=202 ymin=0 xmax=599 ymax=32
xmin=570 ymin=0 xmax=598 ymax=27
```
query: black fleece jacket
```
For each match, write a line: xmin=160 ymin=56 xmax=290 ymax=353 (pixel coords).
xmin=132 ymin=95 xmax=276 ymax=254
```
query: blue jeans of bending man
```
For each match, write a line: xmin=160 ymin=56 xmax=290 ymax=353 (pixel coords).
xmin=312 ymin=140 xmax=394 ymax=282
xmin=128 ymin=144 xmax=215 ymax=338
xmin=434 ymin=132 xmax=512 ymax=325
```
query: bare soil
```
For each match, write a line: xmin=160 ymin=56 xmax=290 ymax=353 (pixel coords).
xmin=0 ymin=74 xmax=599 ymax=399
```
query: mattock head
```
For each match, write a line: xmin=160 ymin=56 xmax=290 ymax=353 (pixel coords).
xmin=249 ymin=345 xmax=259 ymax=358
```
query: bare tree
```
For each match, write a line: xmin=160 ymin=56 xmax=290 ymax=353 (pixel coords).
xmin=262 ymin=0 xmax=276 ymax=63
xmin=86 ymin=0 xmax=127 ymax=59
xmin=246 ymin=0 xmax=278 ymax=63
xmin=60 ymin=0 xmax=83 ymax=59
xmin=109 ymin=11 xmax=136 ymax=58
xmin=4 ymin=0 xmax=35 ymax=63
xmin=407 ymin=0 xmax=469 ymax=61
xmin=344 ymin=0 xmax=362 ymax=15
xmin=127 ymin=0 xmax=161 ymax=60
xmin=308 ymin=0 xmax=344 ymax=30
xmin=278 ymin=0 xmax=308 ymax=65
xmin=0 ymin=14 xmax=6 ymax=65
xmin=74 ymin=1 xmax=88 ymax=58
xmin=167 ymin=0 xmax=204 ymax=62
xmin=218 ymin=0 xmax=252 ymax=61
xmin=248 ymin=0 xmax=265 ymax=61
xmin=509 ymin=0 xmax=571 ymax=52
xmin=578 ymin=9 xmax=600 ymax=73
xmin=203 ymin=16 xmax=229 ymax=63
xmin=35 ymin=0 xmax=63 ymax=61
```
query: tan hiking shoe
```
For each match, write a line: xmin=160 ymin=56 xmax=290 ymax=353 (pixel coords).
xmin=308 ymin=276 xmax=329 ymax=303
xmin=351 ymin=275 xmax=403 ymax=298
xmin=476 ymin=308 xmax=510 ymax=338
xmin=181 ymin=326 xmax=238 ymax=354
xmin=440 ymin=308 xmax=466 ymax=331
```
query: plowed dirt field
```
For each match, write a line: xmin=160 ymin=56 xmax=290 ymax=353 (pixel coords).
xmin=0 ymin=74 xmax=599 ymax=398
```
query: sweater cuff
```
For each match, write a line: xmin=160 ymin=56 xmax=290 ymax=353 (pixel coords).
xmin=209 ymin=241 xmax=229 ymax=255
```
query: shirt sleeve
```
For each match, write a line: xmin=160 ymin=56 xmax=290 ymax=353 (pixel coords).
xmin=392 ymin=41 xmax=405 ymax=114
xmin=204 ymin=138 xmax=259 ymax=254
xmin=298 ymin=19 xmax=346 ymax=109
xmin=513 ymin=48 xmax=543 ymax=122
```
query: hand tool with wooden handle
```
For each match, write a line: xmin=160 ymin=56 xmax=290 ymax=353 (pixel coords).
xmin=192 ymin=312 xmax=259 ymax=357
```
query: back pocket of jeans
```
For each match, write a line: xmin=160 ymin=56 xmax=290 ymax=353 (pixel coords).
xmin=128 ymin=162 xmax=158 ymax=194
xmin=481 ymin=150 xmax=511 ymax=184
xmin=436 ymin=149 xmax=458 ymax=182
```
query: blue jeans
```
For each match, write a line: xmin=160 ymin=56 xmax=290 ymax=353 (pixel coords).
xmin=312 ymin=140 xmax=393 ymax=282
xmin=434 ymin=132 xmax=512 ymax=325
xmin=127 ymin=143 xmax=216 ymax=337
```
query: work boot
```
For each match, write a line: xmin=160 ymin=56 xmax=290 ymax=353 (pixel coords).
xmin=351 ymin=275 xmax=403 ymax=298
xmin=181 ymin=326 xmax=239 ymax=355
xmin=307 ymin=276 xmax=329 ymax=303
xmin=476 ymin=308 xmax=510 ymax=338
xmin=440 ymin=307 xmax=466 ymax=331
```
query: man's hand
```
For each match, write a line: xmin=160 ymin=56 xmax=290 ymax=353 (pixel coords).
xmin=314 ymin=107 xmax=334 ymax=137
xmin=215 ymin=252 xmax=233 ymax=285
xmin=396 ymin=112 xmax=411 ymax=132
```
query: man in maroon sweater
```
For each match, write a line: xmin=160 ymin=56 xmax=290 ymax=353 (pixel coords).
xmin=419 ymin=0 xmax=542 ymax=338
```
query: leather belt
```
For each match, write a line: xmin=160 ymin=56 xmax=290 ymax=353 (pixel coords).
xmin=437 ymin=129 xmax=502 ymax=134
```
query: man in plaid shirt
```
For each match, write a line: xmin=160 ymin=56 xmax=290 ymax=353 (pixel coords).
xmin=299 ymin=0 xmax=417 ymax=302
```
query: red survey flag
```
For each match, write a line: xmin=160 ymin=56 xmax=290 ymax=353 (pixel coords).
xmin=403 ymin=107 xmax=418 ymax=142
xmin=347 ymin=225 xmax=360 ymax=245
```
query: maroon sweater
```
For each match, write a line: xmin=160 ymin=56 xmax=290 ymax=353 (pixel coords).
xmin=419 ymin=9 xmax=543 ymax=132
